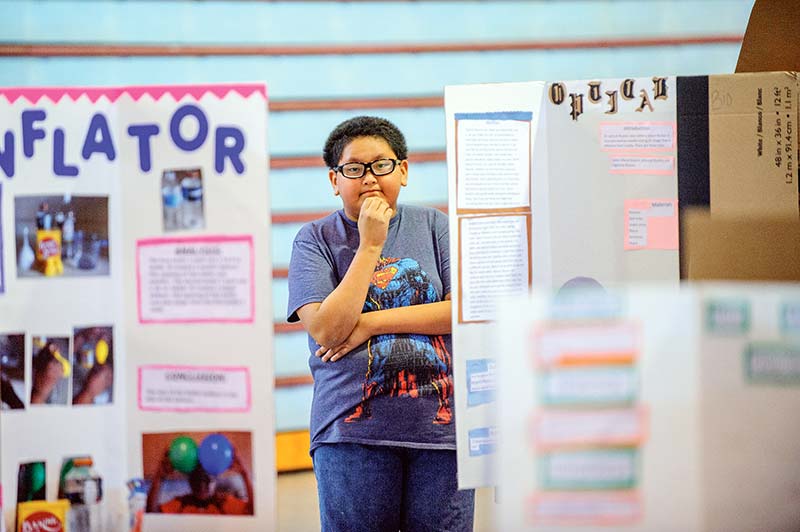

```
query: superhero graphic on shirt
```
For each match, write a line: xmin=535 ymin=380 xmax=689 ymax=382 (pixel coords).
xmin=345 ymin=256 xmax=453 ymax=425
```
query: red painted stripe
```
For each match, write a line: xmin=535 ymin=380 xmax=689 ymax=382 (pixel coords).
xmin=275 ymin=375 xmax=314 ymax=388
xmin=270 ymin=150 xmax=445 ymax=170
xmin=270 ymin=95 xmax=443 ymax=112
xmin=270 ymin=155 xmax=324 ymax=170
xmin=0 ymin=35 xmax=743 ymax=57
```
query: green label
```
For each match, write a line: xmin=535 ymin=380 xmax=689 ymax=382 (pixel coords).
xmin=780 ymin=302 xmax=800 ymax=336
xmin=539 ymin=367 xmax=637 ymax=406
xmin=744 ymin=342 xmax=800 ymax=386
xmin=539 ymin=448 xmax=638 ymax=490
xmin=705 ymin=299 xmax=750 ymax=334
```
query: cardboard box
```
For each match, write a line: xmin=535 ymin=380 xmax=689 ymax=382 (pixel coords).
xmin=681 ymin=208 xmax=800 ymax=281
xmin=736 ymin=0 xmax=800 ymax=73
xmin=677 ymin=72 xmax=799 ymax=217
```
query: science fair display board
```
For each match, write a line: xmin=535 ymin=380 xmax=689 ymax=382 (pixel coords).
xmin=445 ymin=77 xmax=680 ymax=488
xmin=495 ymin=283 xmax=800 ymax=532
xmin=0 ymin=84 xmax=274 ymax=531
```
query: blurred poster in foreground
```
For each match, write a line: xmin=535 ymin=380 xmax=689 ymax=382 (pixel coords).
xmin=496 ymin=283 xmax=800 ymax=532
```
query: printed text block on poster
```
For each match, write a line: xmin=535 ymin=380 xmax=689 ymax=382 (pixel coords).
xmin=455 ymin=112 xmax=532 ymax=211
xmin=458 ymin=214 xmax=530 ymax=322
xmin=138 ymin=365 xmax=252 ymax=412
xmin=136 ymin=235 xmax=254 ymax=323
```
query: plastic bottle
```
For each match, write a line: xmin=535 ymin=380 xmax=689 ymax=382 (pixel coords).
xmin=162 ymin=171 xmax=183 ymax=230
xmin=35 ymin=201 xmax=49 ymax=230
xmin=180 ymin=172 xmax=204 ymax=229
xmin=63 ymin=457 xmax=103 ymax=532
xmin=18 ymin=226 xmax=35 ymax=271
xmin=62 ymin=211 xmax=75 ymax=259
xmin=55 ymin=210 xmax=65 ymax=230
xmin=126 ymin=479 xmax=146 ymax=532
xmin=69 ymin=231 xmax=84 ymax=268
xmin=78 ymin=234 xmax=101 ymax=270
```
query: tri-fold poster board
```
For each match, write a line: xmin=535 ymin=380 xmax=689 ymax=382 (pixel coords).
xmin=496 ymin=284 xmax=800 ymax=532
xmin=0 ymin=84 xmax=274 ymax=531
xmin=446 ymin=76 xmax=681 ymax=488
xmin=446 ymin=72 xmax=799 ymax=488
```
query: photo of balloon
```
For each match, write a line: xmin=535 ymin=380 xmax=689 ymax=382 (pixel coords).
xmin=29 ymin=461 xmax=45 ymax=493
xmin=198 ymin=433 xmax=234 ymax=476
xmin=168 ymin=433 xmax=235 ymax=476
xmin=143 ymin=430 xmax=254 ymax=517
xmin=168 ymin=436 xmax=198 ymax=474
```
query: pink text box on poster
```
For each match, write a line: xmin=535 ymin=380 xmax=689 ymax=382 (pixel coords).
xmin=138 ymin=365 xmax=252 ymax=413
xmin=624 ymin=199 xmax=678 ymax=251
xmin=136 ymin=235 xmax=255 ymax=324
xmin=600 ymin=121 xmax=676 ymax=152
xmin=609 ymin=154 xmax=675 ymax=175
xmin=531 ymin=407 xmax=649 ymax=450
xmin=528 ymin=491 xmax=642 ymax=526
xmin=531 ymin=322 xmax=641 ymax=368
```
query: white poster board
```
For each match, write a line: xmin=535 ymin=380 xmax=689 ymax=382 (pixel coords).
xmin=0 ymin=84 xmax=274 ymax=531
xmin=446 ymin=77 xmax=679 ymax=488
xmin=496 ymin=283 xmax=800 ymax=531
xmin=445 ymin=83 xmax=548 ymax=490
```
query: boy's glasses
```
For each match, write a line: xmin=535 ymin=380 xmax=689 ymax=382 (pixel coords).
xmin=333 ymin=158 xmax=402 ymax=179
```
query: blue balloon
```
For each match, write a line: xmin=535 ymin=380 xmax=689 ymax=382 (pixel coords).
xmin=198 ymin=433 xmax=234 ymax=476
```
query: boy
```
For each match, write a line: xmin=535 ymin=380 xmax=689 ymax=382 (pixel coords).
xmin=288 ymin=116 xmax=474 ymax=531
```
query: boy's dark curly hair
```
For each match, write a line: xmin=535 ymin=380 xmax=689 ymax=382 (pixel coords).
xmin=323 ymin=116 xmax=408 ymax=169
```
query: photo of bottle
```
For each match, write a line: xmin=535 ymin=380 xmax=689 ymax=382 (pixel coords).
xmin=161 ymin=168 xmax=205 ymax=232
xmin=14 ymin=195 xmax=110 ymax=279
xmin=63 ymin=457 xmax=104 ymax=532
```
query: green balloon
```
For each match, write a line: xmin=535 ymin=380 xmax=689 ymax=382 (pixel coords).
xmin=169 ymin=436 xmax=198 ymax=474
xmin=29 ymin=462 xmax=46 ymax=493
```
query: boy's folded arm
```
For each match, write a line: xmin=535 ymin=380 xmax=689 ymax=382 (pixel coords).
xmin=362 ymin=296 xmax=452 ymax=337
xmin=296 ymin=243 xmax=383 ymax=347
xmin=314 ymin=296 xmax=453 ymax=362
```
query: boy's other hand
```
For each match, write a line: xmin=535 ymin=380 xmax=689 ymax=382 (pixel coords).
xmin=357 ymin=197 xmax=392 ymax=249
xmin=315 ymin=315 xmax=372 ymax=362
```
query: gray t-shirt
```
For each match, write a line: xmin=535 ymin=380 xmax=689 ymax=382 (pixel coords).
xmin=287 ymin=204 xmax=455 ymax=452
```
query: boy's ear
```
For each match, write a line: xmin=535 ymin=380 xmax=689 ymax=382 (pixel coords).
xmin=329 ymin=169 xmax=340 ymax=196
xmin=399 ymin=159 xmax=409 ymax=187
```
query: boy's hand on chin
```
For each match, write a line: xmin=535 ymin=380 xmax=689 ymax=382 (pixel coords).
xmin=358 ymin=197 xmax=392 ymax=249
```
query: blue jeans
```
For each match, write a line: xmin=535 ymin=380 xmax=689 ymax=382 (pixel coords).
xmin=312 ymin=443 xmax=475 ymax=532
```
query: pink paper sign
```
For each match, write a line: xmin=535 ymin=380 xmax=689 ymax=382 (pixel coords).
xmin=136 ymin=235 xmax=255 ymax=324
xmin=529 ymin=491 xmax=642 ymax=526
xmin=531 ymin=322 xmax=640 ymax=368
xmin=138 ymin=365 xmax=251 ymax=412
xmin=600 ymin=121 xmax=676 ymax=152
xmin=609 ymin=154 xmax=675 ymax=175
xmin=624 ymin=199 xmax=679 ymax=250
xmin=531 ymin=407 xmax=649 ymax=449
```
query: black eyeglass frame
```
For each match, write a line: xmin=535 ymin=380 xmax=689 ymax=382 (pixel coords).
xmin=332 ymin=158 xmax=404 ymax=180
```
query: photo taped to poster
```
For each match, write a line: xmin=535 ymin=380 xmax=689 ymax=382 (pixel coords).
xmin=142 ymin=431 xmax=254 ymax=516
xmin=14 ymin=195 xmax=110 ymax=278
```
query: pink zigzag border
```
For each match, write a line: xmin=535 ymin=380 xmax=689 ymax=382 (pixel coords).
xmin=0 ymin=83 xmax=267 ymax=105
